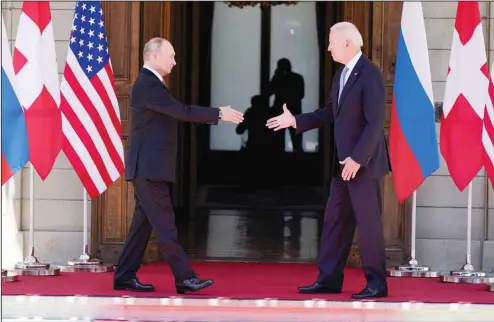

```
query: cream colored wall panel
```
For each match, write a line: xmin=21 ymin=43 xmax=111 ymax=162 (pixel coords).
xmin=20 ymin=199 xmax=89 ymax=232
xmin=423 ymin=1 xmax=488 ymax=19
xmin=417 ymin=175 xmax=485 ymax=208
xmin=428 ymin=50 xmax=450 ymax=82
xmin=416 ymin=207 xmax=485 ymax=240
xmin=21 ymin=168 xmax=84 ymax=201
xmin=22 ymin=231 xmax=83 ymax=264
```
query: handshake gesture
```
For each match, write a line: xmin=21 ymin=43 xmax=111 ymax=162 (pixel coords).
xmin=217 ymin=103 xmax=295 ymax=129
xmin=219 ymin=106 xmax=244 ymax=124
xmin=266 ymin=104 xmax=295 ymax=130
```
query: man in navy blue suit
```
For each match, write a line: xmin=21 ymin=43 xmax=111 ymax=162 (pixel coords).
xmin=267 ymin=22 xmax=390 ymax=299
xmin=114 ymin=38 xmax=243 ymax=293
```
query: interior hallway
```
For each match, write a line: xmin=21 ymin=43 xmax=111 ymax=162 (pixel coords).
xmin=176 ymin=185 xmax=327 ymax=263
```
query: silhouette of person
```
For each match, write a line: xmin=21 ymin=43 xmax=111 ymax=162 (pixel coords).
xmin=268 ymin=58 xmax=305 ymax=153
xmin=236 ymin=95 xmax=277 ymax=188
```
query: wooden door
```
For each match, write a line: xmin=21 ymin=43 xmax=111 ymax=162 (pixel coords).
xmin=91 ymin=1 xmax=172 ymax=264
xmin=343 ymin=1 xmax=409 ymax=267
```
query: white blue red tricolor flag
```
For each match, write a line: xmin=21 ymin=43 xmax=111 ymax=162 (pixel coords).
xmin=1 ymin=17 xmax=29 ymax=185
xmin=441 ymin=1 xmax=485 ymax=191
xmin=60 ymin=1 xmax=124 ymax=198
xmin=389 ymin=2 xmax=439 ymax=203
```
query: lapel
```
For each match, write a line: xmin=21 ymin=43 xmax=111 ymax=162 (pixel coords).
xmin=141 ymin=68 xmax=167 ymax=89
xmin=336 ymin=55 xmax=365 ymax=115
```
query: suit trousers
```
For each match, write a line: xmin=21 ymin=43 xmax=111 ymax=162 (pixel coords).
xmin=114 ymin=178 xmax=195 ymax=282
xmin=316 ymin=174 xmax=387 ymax=290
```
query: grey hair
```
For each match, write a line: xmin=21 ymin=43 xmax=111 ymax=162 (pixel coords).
xmin=143 ymin=37 xmax=169 ymax=61
xmin=330 ymin=22 xmax=364 ymax=47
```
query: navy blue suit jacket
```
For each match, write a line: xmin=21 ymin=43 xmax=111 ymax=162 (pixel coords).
xmin=295 ymin=55 xmax=390 ymax=178
xmin=125 ymin=68 xmax=220 ymax=182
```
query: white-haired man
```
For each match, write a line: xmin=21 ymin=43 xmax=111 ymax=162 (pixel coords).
xmin=267 ymin=22 xmax=390 ymax=299
xmin=114 ymin=37 xmax=243 ymax=293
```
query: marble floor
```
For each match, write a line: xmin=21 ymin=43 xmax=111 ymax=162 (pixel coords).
xmin=176 ymin=185 xmax=326 ymax=263
xmin=3 ymin=295 xmax=494 ymax=322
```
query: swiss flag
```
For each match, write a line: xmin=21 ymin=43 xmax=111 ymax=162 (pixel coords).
xmin=13 ymin=2 xmax=62 ymax=180
xmin=441 ymin=1 xmax=485 ymax=191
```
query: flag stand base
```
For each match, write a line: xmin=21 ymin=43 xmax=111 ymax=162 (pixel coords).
xmin=439 ymin=264 xmax=494 ymax=284
xmin=386 ymin=258 xmax=440 ymax=278
xmin=60 ymin=254 xmax=114 ymax=273
xmin=386 ymin=264 xmax=440 ymax=278
xmin=14 ymin=256 xmax=60 ymax=276
xmin=1 ymin=269 xmax=19 ymax=282
xmin=1 ymin=270 xmax=19 ymax=283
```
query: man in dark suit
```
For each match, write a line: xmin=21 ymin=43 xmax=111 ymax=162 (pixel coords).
xmin=266 ymin=22 xmax=390 ymax=299
xmin=113 ymin=37 xmax=244 ymax=294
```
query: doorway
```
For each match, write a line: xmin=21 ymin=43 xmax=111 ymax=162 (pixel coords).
xmin=188 ymin=2 xmax=339 ymax=211
xmin=92 ymin=1 xmax=409 ymax=267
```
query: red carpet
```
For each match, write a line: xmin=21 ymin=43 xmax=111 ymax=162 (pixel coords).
xmin=2 ymin=262 xmax=493 ymax=304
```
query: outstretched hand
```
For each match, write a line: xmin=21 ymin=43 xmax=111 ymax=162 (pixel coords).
xmin=219 ymin=106 xmax=244 ymax=124
xmin=266 ymin=104 xmax=295 ymax=131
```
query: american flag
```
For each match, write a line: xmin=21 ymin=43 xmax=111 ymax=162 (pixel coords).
xmin=60 ymin=1 xmax=124 ymax=198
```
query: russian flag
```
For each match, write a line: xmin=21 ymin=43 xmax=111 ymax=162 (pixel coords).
xmin=389 ymin=2 xmax=440 ymax=203
xmin=1 ymin=17 xmax=29 ymax=185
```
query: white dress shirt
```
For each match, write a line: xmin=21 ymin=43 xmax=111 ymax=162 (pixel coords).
xmin=342 ymin=51 xmax=362 ymax=86
xmin=143 ymin=65 xmax=164 ymax=83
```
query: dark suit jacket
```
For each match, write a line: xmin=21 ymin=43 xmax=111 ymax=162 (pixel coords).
xmin=295 ymin=54 xmax=390 ymax=179
xmin=125 ymin=68 xmax=220 ymax=182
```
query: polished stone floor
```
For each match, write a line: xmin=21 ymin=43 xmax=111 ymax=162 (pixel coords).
xmin=3 ymin=295 xmax=494 ymax=322
xmin=176 ymin=185 xmax=326 ymax=263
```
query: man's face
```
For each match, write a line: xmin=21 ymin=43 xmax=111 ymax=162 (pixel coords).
xmin=154 ymin=41 xmax=176 ymax=75
xmin=327 ymin=31 xmax=348 ymax=64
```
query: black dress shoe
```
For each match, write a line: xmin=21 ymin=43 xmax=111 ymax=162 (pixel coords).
xmin=114 ymin=278 xmax=155 ymax=292
xmin=298 ymin=282 xmax=341 ymax=294
xmin=351 ymin=287 xmax=387 ymax=299
xmin=175 ymin=277 xmax=214 ymax=294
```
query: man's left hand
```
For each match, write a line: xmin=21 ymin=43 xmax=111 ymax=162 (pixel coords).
xmin=339 ymin=157 xmax=360 ymax=181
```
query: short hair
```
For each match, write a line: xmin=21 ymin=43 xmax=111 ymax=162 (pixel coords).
xmin=143 ymin=37 xmax=169 ymax=61
xmin=330 ymin=22 xmax=363 ymax=47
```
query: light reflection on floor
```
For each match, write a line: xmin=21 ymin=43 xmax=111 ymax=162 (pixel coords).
xmin=2 ymin=295 xmax=494 ymax=322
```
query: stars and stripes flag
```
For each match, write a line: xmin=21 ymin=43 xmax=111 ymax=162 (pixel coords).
xmin=483 ymin=62 xmax=494 ymax=185
xmin=389 ymin=2 xmax=439 ymax=203
xmin=483 ymin=26 xmax=494 ymax=186
xmin=59 ymin=1 xmax=124 ymax=198
xmin=441 ymin=1 xmax=485 ymax=191
xmin=13 ymin=1 xmax=62 ymax=180
xmin=2 ymin=16 xmax=30 ymax=185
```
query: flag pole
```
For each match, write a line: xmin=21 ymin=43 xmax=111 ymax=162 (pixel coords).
xmin=440 ymin=181 xmax=494 ymax=284
xmin=13 ymin=163 xmax=60 ymax=276
xmin=1 ymin=180 xmax=19 ymax=283
xmin=386 ymin=190 xmax=440 ymax=278
xmin=61 ymin=188 xmax=113 ymax=273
